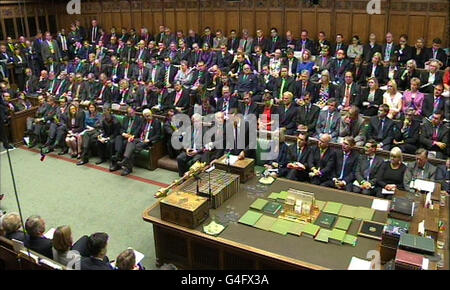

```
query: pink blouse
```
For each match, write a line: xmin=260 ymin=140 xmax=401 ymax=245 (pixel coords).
xmin=402 ymin=90 xmax=425 ymax=116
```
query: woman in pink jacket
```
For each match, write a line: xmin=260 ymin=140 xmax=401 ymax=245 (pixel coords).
xmin=402 ymin=77 xmax=425 ymax=117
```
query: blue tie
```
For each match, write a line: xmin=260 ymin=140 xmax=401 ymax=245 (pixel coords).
xmin=339 ymin=153 xmax=348 ymax=180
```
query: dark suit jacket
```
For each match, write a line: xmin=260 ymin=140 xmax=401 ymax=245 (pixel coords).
xmin=238 ymin=102 xmax=259 ymax=119
xmin=424 ymin=48 xmax=447 ymax=67
xmin=296 ymin=39 xmax=315 ymax=52
xmin=398 ymin=69 xmax=421 ymax=91
xmin=272 ymin=77 xmax=296 ymax=99
xmin=334 ymin=151 xmax=359 ymax=183
xmin=310 ymin=147 xmax=336 ymax=179
xmin=215 ymin=97 xmax=239 ymax=114
xmin=329 ymin=59 xmax=351 ymax=82
xmin=419 ymin=71 xmax=444 ymax=94
xmin=293 ymin=80 xmax=315 ymax=99
xmin=336 ymin=82 xmax=361 ymax=107
xmin=419 ymin=119 xmax=449 ymax=158
xmin=393 ymin=119 xmax=420 ymax=147
xmin=80 ymin=257 xmax=113 ymax=270
xmin=228 ymin=37 xmax=240 ymax=52
xmin=364 ymin=64 xmax=386 ymax=85
xmin=12 ymin=54 xmax=28 ymax=74
xmin=286 ymin=144 xmax=315 ymax=169
xmin=5 ymin=231 xmax=29 ymax=243
xmin=354 ymin=155 xmax=384 ymax=186
xmin=139 ymin=118 xmax=161 ymax=145
xmin=251 ymin=54 xmax=270 ymax=73
xmin=381 ymin=43 xmax=399 ymax=62
xmin=236 ymin=73 xmax=258 ymax=94
xmin=423 ymin=95 xmax=445 ymax=118
xmin=282 ymin=58 xmax=299 ymax=76
xmin=252 ymin=37 xmax=270 ymax=53
xmin=120 ymin=115 xmax=143 ymax=137
xmin=162 ymin=89 xmax=190 ymax=113
xmin=277 ymin=104 xmax=298 ymax=133
xmin=436 ymin=165 xmax=450 ymax=192
xmin=362 ymin=43 xmax=382 ymax=64
xmin=24 ymin=236 xmax=53 ymax=259
xmin=396 ymin=45 xmax=413 ymax=65
xmin=331 ymin=43 xmax=349 ymax=57
xmin=296 ymin=104 xmax=320 ymax=134
xmin=216 ymin=52 xmax=234 ymax=71
xmin=368 ymin=116 xmax=395 ymax=147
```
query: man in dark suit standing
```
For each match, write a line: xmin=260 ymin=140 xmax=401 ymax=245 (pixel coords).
xmin=419 ymin=111 xmax=449 ymax=159
xmin=119 ymin=109 xmax=161 ymax=176
xmin=80 ymin=233 xmax=113 ymax=270
xmin=353 ymin=140 xmax=384 ymax=196
xmin=12 ymin=48 xmax=28 ymax=91
xmin=309 ymin=133 xmax=336 ymax=185
xmin=286 ymin=132 xmax=315 ymax=182
xmin=41 ymin=32 xmax=61 ymax=65
xmin=0 ymin=93 xmax=12 ymax=149
xmin=238 ymin=92 xmax=259 ymax=121
xmin=296 ymin=92 xmax=320 ymax=135
xmin=367 ymin=104 xmax=395 ymax=150
xmin=322 ymin=136 xmax=359 ymax=191
xmin=88 ymin=19 xmax=102 ymax=45
xmin=24 ymin=215 xmax=53 ymax=259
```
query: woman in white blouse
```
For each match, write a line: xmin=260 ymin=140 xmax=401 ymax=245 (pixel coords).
xmin=347 ymin=35 xmax=363 ymax=59
xmin=174 ymin=60 xmax=193 ymax=89
xmin=383 ymin=79 xmax=403 ymax=119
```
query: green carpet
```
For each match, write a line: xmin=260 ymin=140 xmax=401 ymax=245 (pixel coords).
xmin=1 ymin=148 xmax=179 ymax=269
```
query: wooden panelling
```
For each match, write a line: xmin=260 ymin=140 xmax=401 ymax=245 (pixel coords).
xmin=240 ymin=11 xmax=255 ymax=34
xmin=214 ymin=11 xmax=226 ymax=33
xmin=202 ymin=11 xmax=215 ymax=31
xmin=369 ymin=14 xmax=386 ymax=43
xmin=0 ymin=0 xmax=447 ymax=48
xmin=388 ymin=14 xmax=409 ymax=40
xmin=187 ymin=11 xmax=199 ymax=31
xmin=335 ymin=13 xmax=351 ymax=41
xmin=164 ymin=10 xmax=176 ymax=31
xmin=176 ymin=11 xmax=187 ymax=32
xmin=269 ymin=11 xmax=283 ymax=34
xmin=285 ymin=11 xmax=300 ymax=37
xmin=301 ymin=12 xmax=316 ymax=38
xmin=255 ymin=11 xmax=268 ymax=33
xmin=427 ymin=16 xmax=446 ymax=46
xmin=352 ymin=14 xmax=369 ymax=43
xmin=226 ymin=11 xmax=239 ymax=33
xmin=317 ymin=13 xmax=331 ymax=37
xmin=408 ymin=15 xmax=426 ymax=46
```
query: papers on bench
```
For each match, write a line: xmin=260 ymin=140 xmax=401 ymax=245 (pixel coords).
xmin=381 ymin=189 xmax=395 ymax=195
xmin=371 ymin=199 xmax=390 ymax=212
xmin=411 ymin=179 xmax=435 ymax=193
xmin=226 ymin=155 xmax=239 ymax=166
xmin=44 ymin=228 xmax=55 ymax=240
xmin=348 ymin=257 xmax=372 ymax=270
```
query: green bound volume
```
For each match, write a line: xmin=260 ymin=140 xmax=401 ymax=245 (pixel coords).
xmin=335 ymin=217 xmax=352 ymax=231
xmin=238 ymin=210 xmax=263 ymax=226
xmin=329 ymin=228 xmax=346 ymax=244
xmin=398 ymin=234 xmax=435 ymax=255
xmin=253 ymin=215 xmax=277 ymax=231
xmin=262 ymin=201 xmax=283 ymax=215
xmin=315 ymin=213 xmax=337 ymax=229
xmin=315 ymin=200 xmax=326 ymax=211
xmin=354 ymin=206 xmax=375 ymax=221
xmin=270 ymin=219 xmax=294 ymax=235
xmin=323 ymin=202 xmax=343 ymax=215
xmin=250 ymin=198 xmax=269 ymax=211
xmin=302 ymin=223 xmax=320 ymax=238
xmin=387 ymin=218 xmax=410 ymax=231
xmin=338 ymin=204 xmax=357 ymax=218
xmin=315 ymin=229 xmax=331 ymax=243
xmin=288 ymin=223 xmax=305 ymax=236
xmin=343 ymin=234 xmax=358 ymax=246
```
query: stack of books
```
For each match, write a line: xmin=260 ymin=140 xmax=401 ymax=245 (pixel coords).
xmin=389 ymin=197 xmax=415 ymax=221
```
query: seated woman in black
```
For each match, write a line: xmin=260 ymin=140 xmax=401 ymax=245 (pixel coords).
xmin=376 ymin=147 xmax=407 ymax=199
xmin=359 ymin=77 xmax=383 ymax=116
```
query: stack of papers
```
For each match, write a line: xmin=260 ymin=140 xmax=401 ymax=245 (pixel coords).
xmin=371 ymin=199 xmax=390 ymax=211
xmin=348 ymin=257 xmax=372 ymax=270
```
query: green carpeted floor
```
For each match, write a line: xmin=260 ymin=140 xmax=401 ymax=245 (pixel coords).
xmin=0 ymin=147 xmax=179 ymax=269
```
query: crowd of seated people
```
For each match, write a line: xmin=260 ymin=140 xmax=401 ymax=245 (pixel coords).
xmin=0 ymin=212 xmax=145 ymax=270
xmin=0 ymin=20 xmax=449 ymax=199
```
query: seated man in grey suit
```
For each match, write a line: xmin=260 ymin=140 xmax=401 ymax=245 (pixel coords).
xmin=314 ymin=98 xmax=341 ymax=142
xmin=338 ymin=106 xmax=367 ymax=146
xmin=403 ymin=148 xmax=437 ymax=192
xmin=353 ymin=140 xmax=384 ymax=196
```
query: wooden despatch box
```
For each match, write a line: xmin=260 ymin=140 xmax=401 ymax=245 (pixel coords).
xmin=215 ymin=155 xmax=255 ymax=183
xmin=160 ymin=191 xmax=209 ymax=229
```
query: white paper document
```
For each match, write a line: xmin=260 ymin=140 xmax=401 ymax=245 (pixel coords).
xmin=348 ymin=257 xmax=372 ymax=270
xmin=110 ymin=249 xmax=145 ymax=268
xmin=413 ymin=179 xmax=435 ymax=193
xmin=226 ymin=155 xmax=239 ymax=165
xmin=382 ymin=189 xmax=395 ymax=195
xmin=44 ymin=228 xmax=55 ymax=240
xmin=371 ymin=199 xmax=390 ymax=211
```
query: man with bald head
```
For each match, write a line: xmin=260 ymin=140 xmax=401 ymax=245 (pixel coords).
xmin=235 ymin=63 xmax=258 ymax=98
xmin=309 ymin=133 xmax=336 ymax=185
